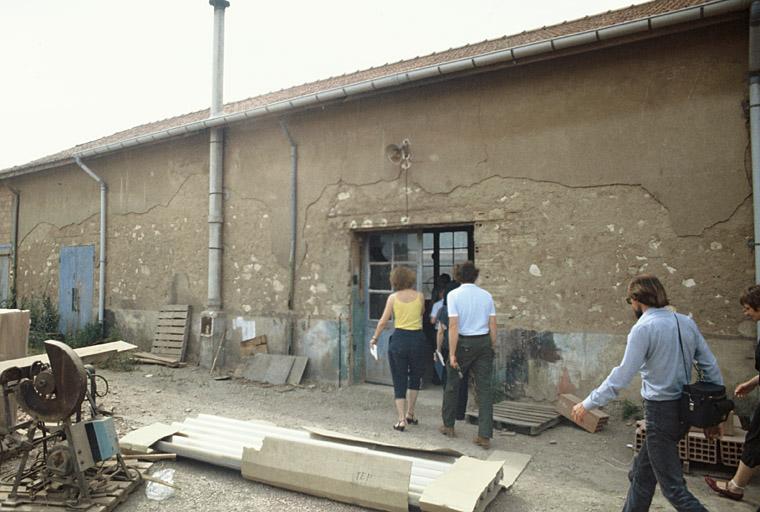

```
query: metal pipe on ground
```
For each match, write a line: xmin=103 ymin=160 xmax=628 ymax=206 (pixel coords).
xmin=177 ymin=420 xmax=446 ymax=480
xmin=159 ymin=415 xmax=455 ymax=505
xmin=190 ymin=415 xmax=452 ymax=473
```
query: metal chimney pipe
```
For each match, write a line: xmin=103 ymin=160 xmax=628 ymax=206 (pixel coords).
xmin=208 ymin=0 xmax=229 ymax=311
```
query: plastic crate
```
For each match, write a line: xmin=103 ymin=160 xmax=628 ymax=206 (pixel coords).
xmin=687 ymin=432 xmax=718 ymax=465
xmin=719 ymin=436 xmax=744 ymax=467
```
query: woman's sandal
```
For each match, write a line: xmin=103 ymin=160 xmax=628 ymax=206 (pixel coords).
xmin=405 ymin=416 xmax=419 ymax=425
xmin=393 ymin=421 xmax=406 ymax=432
xmin=704 ymin=476 xmax=744 ymax=501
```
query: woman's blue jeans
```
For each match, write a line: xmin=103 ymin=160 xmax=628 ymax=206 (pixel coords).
xmin=623 ymin=399 xmax=708 ymax=512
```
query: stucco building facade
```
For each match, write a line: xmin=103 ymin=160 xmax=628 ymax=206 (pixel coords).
xmin=1 ymin=0 xmax=756 ymax=404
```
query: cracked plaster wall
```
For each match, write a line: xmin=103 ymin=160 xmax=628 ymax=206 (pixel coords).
xmin=4 ymin=20 xmax=757 ymax=388
xmin=0 ymin=188 xmax=12 ymax=244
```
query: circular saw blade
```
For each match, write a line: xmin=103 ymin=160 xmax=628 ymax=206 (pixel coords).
xmin=16 ymin=341 xmax=87 ymax=422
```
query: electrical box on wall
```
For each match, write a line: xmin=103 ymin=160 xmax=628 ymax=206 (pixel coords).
xmin=200 ymin=311 xmax=218 ymax=337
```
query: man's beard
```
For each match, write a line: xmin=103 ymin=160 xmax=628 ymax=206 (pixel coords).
xmin=633 ymin=307 xmax=643 ymax=319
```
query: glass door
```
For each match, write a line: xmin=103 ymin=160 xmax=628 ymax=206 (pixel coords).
xmin=365 ymin=232 xmax=421 ymax=385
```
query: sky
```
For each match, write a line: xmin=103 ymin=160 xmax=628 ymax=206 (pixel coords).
xmin=1 ymin=1 xmax=637 ymax=170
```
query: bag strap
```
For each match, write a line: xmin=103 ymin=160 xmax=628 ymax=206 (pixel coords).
xmin=675 ymin=313 xmax=702 ymax=382
xmin=674 ymin=314 xmax=690 ymax=382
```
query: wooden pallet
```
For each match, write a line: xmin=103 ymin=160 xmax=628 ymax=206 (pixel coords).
xmin=466 ymin=400 xmax=561 ymax=436
xmin=0 ymin=460 xmax=151 ymax=511
xmin=150 ymin=305 xmax=191 ymax=363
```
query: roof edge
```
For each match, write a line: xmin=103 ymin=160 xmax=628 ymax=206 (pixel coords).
xmin=1 ymin=0 xmax=750 ymax=179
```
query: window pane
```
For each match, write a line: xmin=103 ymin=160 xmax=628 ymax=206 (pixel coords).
xmin=369 ymin=234 xmax=390 ymax=262
xmin=394 ymin=233 xmax=418 ymax=263
xmin=369 ymin=293 xmax=390 ymax=320
xmin=440 ymin=249 xmax=454 ymax=267
xmin=423 ymin=248 xmax=434 ymax=266
xmin=422 ymin=265 xmax=435 ymax=298
xmin=454 ymin=231 xmax=468 ymax=248
xmin=423 ymin=232 xmax=434 ymax=250
xmin=453 ymin=248 xmax=469 ymax=264
xmin=440 ymin=232 xmax=453 ymax=249
xmin=370 ymin=264 xmax=391 ymax=290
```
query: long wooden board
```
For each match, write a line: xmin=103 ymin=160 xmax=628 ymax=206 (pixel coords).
xmin=0 ymin=341 xmax=137 ymax=375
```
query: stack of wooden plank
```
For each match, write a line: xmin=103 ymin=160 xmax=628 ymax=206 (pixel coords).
xmin=133 ymin=305 xmax=191 ymax=367
xmin=555 ymin=393 xmax=609 ymax=433
xmin=467 ymin=400 xmax=561 ymax=435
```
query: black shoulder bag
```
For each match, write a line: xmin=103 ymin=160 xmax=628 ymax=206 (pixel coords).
xmin=675 ymin=314 xmax=734 ymax=427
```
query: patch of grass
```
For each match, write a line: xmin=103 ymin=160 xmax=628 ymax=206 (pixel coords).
xmin=66 ymin=322 xmax=103 ymax=348
xmin=622 ymin=399 xmax=643 ymax=421
xmin=97 ymin=353 xmax=136 ymax=372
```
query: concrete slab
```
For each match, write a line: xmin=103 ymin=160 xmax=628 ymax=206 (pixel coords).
xmin=243 ymin=353 xmax=271 ymax=382
xmin=265 ymin=355 xmax=295 ymax=385
xmin=287 ymin=356 xmax=308 ymax=385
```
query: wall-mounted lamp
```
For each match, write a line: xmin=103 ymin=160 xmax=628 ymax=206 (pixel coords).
xmin=384 ymin=139 xmax=411 ymax=170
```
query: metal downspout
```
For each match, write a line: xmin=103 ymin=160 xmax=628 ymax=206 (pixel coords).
xmin=279 ymin=119 xmax=298 ymax=355
xmin=751 ymin=1 xmax=760 ymax=283
xmin=6 ymin=185 xmax=19 ymax=306
xmin=207 ymin=0 xmax=229 ymax=311
xmin=73 ymin=157 xmax=107 ymax=329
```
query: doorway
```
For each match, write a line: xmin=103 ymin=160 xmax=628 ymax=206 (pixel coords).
xmin=364 ymin=226 xmax=473 ymax=385
xmin=0 ymin=244 xmax=10 ymax=307
xmin=58 ymin=245 xmax=95 ymax=336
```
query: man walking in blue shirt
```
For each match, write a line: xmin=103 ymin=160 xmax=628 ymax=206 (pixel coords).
xmin=438 ymin=261 xmax=497 ymax=449
xmin=573 ymin=274 xmax=722 ymax=511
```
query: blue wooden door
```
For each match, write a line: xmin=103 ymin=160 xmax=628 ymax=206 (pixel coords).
xmin=59 ymin=245 xmax=95 ymax=335
xmin=0 ymin=244 xmax=10 ymax=307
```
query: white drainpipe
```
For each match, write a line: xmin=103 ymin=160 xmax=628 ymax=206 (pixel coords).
xmin=73 ymin=157 xmax=107 ymax=328
xmin=750 ymin=1 xmax=760 ymax=283
xmin=6 ymin=185 xmax=19 ymax=303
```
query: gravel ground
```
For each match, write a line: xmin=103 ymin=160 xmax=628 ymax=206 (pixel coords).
xmin=7 ymin=363 xmax=759 ymax=511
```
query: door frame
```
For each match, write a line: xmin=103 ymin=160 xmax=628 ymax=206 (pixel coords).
xmin=360 ymin=225 xmax=474 ymax=385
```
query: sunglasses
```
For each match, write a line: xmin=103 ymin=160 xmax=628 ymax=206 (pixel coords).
xmin=625 ymin=297 xmax=634 ymax=304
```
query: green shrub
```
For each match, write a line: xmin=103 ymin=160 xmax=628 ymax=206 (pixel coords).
xmin=622 ymin=399 xmax=643 ymax=421
xmin=67 ymin=322 xmax=103 ymax=348
xmin=18 ymin=295 xmax=61 ymax=350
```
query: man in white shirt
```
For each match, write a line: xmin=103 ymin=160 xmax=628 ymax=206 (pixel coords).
xmin=438 ymin=261 xmax=497 ymax=449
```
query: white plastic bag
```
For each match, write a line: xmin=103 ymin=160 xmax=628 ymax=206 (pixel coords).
xmin=145 ymin=468 xmax=176 ymax=501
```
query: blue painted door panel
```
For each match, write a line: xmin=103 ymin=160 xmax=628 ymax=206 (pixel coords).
xmin=59 ymin=245 xmax=94 ymax=335
xmin=0 ymin=255 xmax=9 ymax=306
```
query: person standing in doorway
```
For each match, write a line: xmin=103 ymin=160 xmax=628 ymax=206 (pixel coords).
xmin=369 ymin=266 xmax=426 ymax=431
xmin=439 ymin=261 xmax=496 ymax=449
xmin=572 ymin=274 xmax=722 ymax=512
